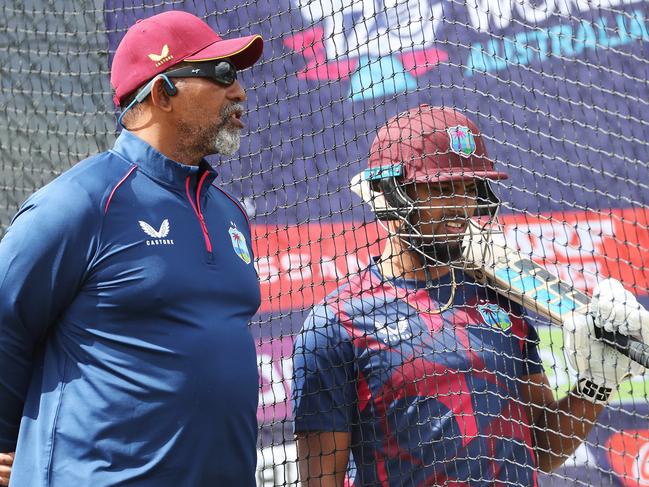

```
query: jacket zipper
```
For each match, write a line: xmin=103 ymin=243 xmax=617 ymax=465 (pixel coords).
xmin=185 ymin=173 xmax=213 ymax=253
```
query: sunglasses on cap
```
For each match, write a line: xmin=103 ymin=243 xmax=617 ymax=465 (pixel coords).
xmin=164 ymin=59 xmax=238 ymax=86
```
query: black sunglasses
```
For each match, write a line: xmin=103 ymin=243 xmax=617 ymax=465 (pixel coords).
xmin=164 ymin=60 xmax=238 ymax=86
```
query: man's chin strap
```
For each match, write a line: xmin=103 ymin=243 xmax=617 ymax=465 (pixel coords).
xmin=419 ymin=240 xmax=464 ymax=266
xmin=409 ymin=236 xmax=437 ymax=290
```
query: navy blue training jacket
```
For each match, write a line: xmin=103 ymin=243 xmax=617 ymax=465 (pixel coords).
xmin=0 ymin=130 xmax=261 ymax=486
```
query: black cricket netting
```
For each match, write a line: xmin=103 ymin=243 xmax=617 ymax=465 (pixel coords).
xmin=1 ymin=1 xmax=649 ymax=485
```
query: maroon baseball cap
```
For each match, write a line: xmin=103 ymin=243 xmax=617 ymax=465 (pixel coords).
xmin=111 ymin=10 xmax=263 ymax=106
xmin=367 ymin=105 xmax=508 ymax=182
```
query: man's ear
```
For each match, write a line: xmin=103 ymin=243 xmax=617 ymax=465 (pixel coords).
xmin=149 ymin=76 xmax=176 ymax=112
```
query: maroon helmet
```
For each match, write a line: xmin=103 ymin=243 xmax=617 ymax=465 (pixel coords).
xmin=361 ymin=105 xmax=507 ymax=220
xmin=368 ymin=105 xmax=508 ymax=183
xmin=350 ymin=105 xmax=508 ymax=266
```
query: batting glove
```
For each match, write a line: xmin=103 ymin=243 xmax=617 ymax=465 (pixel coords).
xmin=563 ymin=278 xmax=648 ymax=404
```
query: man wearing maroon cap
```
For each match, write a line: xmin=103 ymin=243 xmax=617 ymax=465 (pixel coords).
xmin=112 ymin=9 xmax=263 ymax=160
xmin=291 ymin=105 xmax=631 ymax=486
xmin=0 ymin=10 xmax=263 ymax=487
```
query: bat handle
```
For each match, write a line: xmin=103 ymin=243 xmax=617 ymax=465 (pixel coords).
xmin=595 ymin=327 xmax=649 ymax=369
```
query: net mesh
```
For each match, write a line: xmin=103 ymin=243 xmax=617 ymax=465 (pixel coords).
xmin=1 ymin=0 xmax=649 ymax=486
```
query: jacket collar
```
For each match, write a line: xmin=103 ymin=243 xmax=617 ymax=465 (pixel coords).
xmin=111 ymin=130 xmax=217 ymax=188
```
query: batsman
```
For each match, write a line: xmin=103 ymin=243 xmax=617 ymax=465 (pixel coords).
xmin=291 ymin=105 xmax=649 ymax=486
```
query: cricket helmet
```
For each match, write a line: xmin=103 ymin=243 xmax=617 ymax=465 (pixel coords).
xmin=351 ymin=105 xmax=508 ymax=267
xmin=353 ymin=105 xmax=507 ymax=221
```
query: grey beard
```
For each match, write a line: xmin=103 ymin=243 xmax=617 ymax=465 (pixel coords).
xmin=213 ymin=126 xmax=241 ymax=156
xmin=213 ymin=103 xmax=244 ymax=156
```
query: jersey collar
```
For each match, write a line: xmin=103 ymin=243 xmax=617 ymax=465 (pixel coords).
xmin=368 ymin=256 xmax=468 ymax=307
xmin=111 ymin=130 xmax=217 ymax=188
xmin=368 ymin=256 xmax=455 ymax=291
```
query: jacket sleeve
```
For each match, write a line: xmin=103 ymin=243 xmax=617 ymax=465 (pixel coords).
xmin=0 ymin=183 xmax=97 ymax=452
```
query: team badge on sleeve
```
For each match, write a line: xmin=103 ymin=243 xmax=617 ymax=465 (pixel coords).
xmin=229 ymin=222 xmax=251 ymax=264
xmin=477 ymin=303 xmax=512 ymax=331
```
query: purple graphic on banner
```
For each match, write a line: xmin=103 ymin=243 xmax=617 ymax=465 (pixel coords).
xmin=103 ymin=0 xmax=649 ymax=226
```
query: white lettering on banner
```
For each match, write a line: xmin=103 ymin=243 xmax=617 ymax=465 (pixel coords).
xmin=280 ymin=252 xmax=312 ymax=281
xmin=292 ymin=0 xmax=442 ymax=60
xmin=499 ymin=218 xmax=614 ymax=259
xmin=466 ymin=0 xmax=643 ymax=32
xmin=466 ymin=0 xmax=515 ymax=31
xmin=257 ymin=348 xmax=294 ymax=424
xmin=516 ymin=0 xmax=556 ymax=24
xmin=255 ymin=215 xmax=619 ymax=309
xmin=256 ymin=443 xmax=298 ymax=486
xmin=319 ymin=257 xmax=341 ymax=281
xmin=292 ymin=0 xmax=648 ymax=66
xmin=258 ymin=353 xmax=290 ymax=406
xmin=255 ymin=256 xmax=280 ymax=284
xmin=634 ymin=441 xmax=649 ymax=484
xmin=494 ymin=217 xmax=615 ymax=290
xmin=345 ymin=254 xmax=365 ymax=275
xmin=256 ymin=252 xmax=369 ymax=288
xmin=558 ymin=0 xmax=602 ymax=15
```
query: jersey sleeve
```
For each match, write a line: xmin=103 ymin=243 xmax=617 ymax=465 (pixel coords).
xmin=292 ymin=304 xmax=356 ymax=433
xmin=0 ymin=183 xmax=98 ymax=452
xmin=521 ymin=319 xmax=544 ymax=377
xmin=510 ymin=302 xmax=545 ymax=377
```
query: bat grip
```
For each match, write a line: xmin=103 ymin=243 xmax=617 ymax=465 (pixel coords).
xmin=595 ymin=327 xmax=649 ymax=369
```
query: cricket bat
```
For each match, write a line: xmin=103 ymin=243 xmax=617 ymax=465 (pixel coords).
xmin=463 ymin=231 xmax=649 ymax=369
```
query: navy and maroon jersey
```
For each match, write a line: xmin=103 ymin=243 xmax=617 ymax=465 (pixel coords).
xmin=293 ymin=259 xmax=545 ymax=487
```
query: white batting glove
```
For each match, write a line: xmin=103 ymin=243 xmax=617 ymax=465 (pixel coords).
xmin=563 ymin=278 xmax=648 ymax=404
xmin=591 ymin=278 xmax=649 ymax=342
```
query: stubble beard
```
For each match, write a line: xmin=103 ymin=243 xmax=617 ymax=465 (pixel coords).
xmin=402 ymin=218 xmax=465 ymax=265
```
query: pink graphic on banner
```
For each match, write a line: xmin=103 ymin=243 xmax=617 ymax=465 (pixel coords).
xmin=398 ymin=47 xmax=448 ymax=76
xmin=253 ymin=222 xmax=384 ymax=313
xmin=283 ymin=27 xmax=357 ymax=80
xmin=284 ymin=26 xmax=447 ymax=82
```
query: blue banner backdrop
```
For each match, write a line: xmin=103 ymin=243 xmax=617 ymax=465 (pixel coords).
xmin=104 ymin=0 xmax=649 ymax=224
